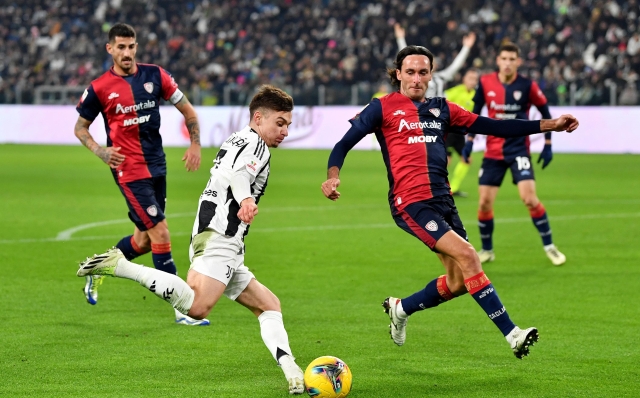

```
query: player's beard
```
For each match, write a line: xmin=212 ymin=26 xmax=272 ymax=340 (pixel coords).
xmin=119 ymin=57 xmax=135 ymax=74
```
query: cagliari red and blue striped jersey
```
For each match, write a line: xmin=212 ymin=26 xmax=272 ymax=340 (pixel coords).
xmin=332 ymin=91 xmax=478 ymax=214
xmin=472 ymin=72 xmax=549 ymax=160
xmin=76 ymin=63 xmax=182 ymax=183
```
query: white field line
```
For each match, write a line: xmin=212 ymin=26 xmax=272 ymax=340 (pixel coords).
xmin=1 ymin=211 xmax=639 ymax=245
xmin=53 ymin=199 xmax=640 ymax=241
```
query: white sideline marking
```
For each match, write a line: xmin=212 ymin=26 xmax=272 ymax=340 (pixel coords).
xmin=1 ymin=211 xmax=639 ymax=245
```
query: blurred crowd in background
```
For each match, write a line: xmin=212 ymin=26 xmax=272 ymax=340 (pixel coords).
xmin=1 ymin=0 xmax=639 ymax=105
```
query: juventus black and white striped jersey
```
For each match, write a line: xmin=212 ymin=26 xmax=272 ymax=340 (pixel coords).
xmin=191 ymin=125 xmax=270 ymax=240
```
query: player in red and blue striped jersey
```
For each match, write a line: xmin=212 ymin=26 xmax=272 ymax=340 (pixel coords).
xmin=461 ymin=42 xmax=566 ymax=266
xmin=322 ymin=45 xmax=579 ymax=358
xmin=74 ymin=23 xmax=208 ymax=325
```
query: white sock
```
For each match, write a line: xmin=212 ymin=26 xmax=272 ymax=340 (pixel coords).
xmin=114 ymin=258 xmax=195 ymax=314
xmin=258 ymin=311 xmax=293 ymax=363
xmin=544 ymin=244 xmax=556 ymax=251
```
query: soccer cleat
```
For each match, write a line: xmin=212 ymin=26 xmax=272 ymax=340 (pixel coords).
xmin=279 ymin=354 xmax=305 ymax=395
xmin=477 ymin=249 xmax=495 ymax=263
xmin=174 ymin=309 xmax=210 ymax=326
xmin=83 ymin=275 xmax=104 ymax=305
xmin=382 ymin=297 xmax=408 ymax=346
xmin=77 ymin=247 xmax=124 ymax=277
xmin=545 ymin=246 xmax=566 ymax=266
xmin=506 ymin=326 xmax=539 ymax=359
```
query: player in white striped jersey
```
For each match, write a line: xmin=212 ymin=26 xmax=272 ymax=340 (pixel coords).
xmin=77 ymin=85 xmax=306 ymax=394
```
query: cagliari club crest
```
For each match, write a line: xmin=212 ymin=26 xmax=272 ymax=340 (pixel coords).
xmin=513 ymin=90 xmax=522 ymax=100
xmin=144 ymin=82 xmax=154 ymax=93
xmin=429 ymin=108 xmax=441 ymax=117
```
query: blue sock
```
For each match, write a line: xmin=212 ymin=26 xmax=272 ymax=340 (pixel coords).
xmin=401 ymin=275 xmax=457 ymax=315
xmin=151 ymin=243 xmax=177 ymax=275
xmin=116 ymin=235 xmax=146 ymax=260
xmin=478 ymin=210 xmax=494 ymax=251
xmin=530 ymin=203 xmax=553 ymax=246
xmin=465 ymin=272 xmax=515 ymax=336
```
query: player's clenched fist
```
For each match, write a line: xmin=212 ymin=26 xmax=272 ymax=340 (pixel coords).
xmin=321 ymin=178 xmax=341 ymax=201
xmin=238 ymin=197 xmax=258 ymax=224
xmin=554 ymin=114 xmax=579 ymax=132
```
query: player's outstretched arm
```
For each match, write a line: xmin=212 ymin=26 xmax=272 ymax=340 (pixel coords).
xmin=467 ymin=114 xmax=579 ymax=138
xmin=174 ymin=95 xmax=201 ymax=172
xmin=74 ymin=116 xmax=125 ymax=168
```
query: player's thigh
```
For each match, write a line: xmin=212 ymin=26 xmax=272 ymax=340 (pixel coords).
xmin=517 ymin=179 xmax=540 ymax=208
xmin=509 ymin=155 xmax=535 ymax=185
xmin=479 ymin=158 xmax=508 ymax=188
xmin=186 ymin=268 xmax=227 ymax=317
xmin=118 ymin=178 xmax=166 ymax=232
xmin=236 ymin=279 xmax=281 ymax=317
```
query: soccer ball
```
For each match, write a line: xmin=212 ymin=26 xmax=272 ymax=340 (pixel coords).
xmin=304 ymin=356 xmax=352 ymax=398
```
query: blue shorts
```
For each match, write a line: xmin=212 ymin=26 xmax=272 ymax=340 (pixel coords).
xmin=114 ymin=176 xmax=167 ymax=231
xmin=479 ymin=156 xmax=535 ymax=187
xmin=393 ymin=195 xmax=468 ymax=252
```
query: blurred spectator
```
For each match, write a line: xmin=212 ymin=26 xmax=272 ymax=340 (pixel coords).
xmin=0 ymin=0 xmax=638 ymax=105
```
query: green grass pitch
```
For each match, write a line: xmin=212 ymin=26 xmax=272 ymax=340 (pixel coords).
xmin=1 ymin=144 xmax=639 ymax=397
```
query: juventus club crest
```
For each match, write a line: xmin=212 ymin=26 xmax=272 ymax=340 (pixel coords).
xmin=429 ymin=108 xmax=441 ymax=117
xmin=144 ymin=82 xmax=154 ymax=93
xmin=513 ymin=90 xmax=522 ymax=100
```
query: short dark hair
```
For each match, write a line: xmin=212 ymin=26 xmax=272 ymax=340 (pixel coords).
xmin=498 ymin=42 xmax=520 ymax=57
xmin=108 ymin=23 xmax=136 ymax=43
xmin=249 ymin=85 xmax=294 ymax=119
xmin=387 ymin=45 xmax=435 ymax=88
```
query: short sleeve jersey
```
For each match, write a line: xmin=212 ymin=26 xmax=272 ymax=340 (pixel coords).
xmin=191 ymin=126 xmax=270 ymax=240
xmin=76 ymin=63 xmax=183 ymax=183
xmin=351 ymin=92 xmax=478 ymax=214
xmin=472 ymin=72 xmax=547 ymax=160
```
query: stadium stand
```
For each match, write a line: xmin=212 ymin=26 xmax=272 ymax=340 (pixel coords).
xmin=1 ymin=0 xmax=638 ymax=105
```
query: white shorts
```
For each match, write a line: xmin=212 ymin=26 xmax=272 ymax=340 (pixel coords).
xmin=189 ymin=230 xmax=255 ymax=301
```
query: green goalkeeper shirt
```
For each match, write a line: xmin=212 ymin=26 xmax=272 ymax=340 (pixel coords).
xmin=444 ymin=84 xmax=476 ymax=111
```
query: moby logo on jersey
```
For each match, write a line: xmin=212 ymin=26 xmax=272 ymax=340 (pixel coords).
xmin=408 ymin=135 xmax=438 ymax=144
xmin=124 ymin=114 xmax=151 ymax=126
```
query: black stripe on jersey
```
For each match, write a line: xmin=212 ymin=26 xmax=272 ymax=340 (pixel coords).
xmin=232 ymin=143 xmax=249 ymax=167
xmin=224 ymin=187 xmax=242 ymax=236
xmin=258 ymin=140 xmax=267 ymax=160
xmin=197 ymin=201 xmax=218 ymax=234
xmin=253 ymin=139 xmax=264 ymax=156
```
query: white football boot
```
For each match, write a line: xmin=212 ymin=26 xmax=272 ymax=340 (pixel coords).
xmin=174 ymin=309 xmax=210 ymax=326
xmin=77 ymin=247 xmax=123 ymax=277
xmin=545 ymin=245 xmax=566 ymax=266
xmin=279 ymin=355 xmax=304 ymax=395
xmin=506 ymin=326 xmax=539 ymax=359
xmin=477 ymin=249 xmax=495 ymax=263
xmin=382 ymin=297 xmax=408 ymax=346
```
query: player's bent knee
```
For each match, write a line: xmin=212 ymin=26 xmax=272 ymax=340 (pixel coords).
xmin=457 ymin=244 xmax=481 ymax=274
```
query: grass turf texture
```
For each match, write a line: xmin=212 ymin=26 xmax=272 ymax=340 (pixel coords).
xmin=1 ymin=144 xmax=638 ymax=397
